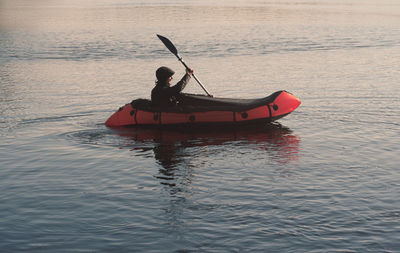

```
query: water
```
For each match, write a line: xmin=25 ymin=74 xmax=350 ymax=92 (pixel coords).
xmin=1 ymin=0 xmax=399 ymax=252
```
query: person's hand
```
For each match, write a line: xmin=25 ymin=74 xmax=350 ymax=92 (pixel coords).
xmin=186 ymin=68 xmax=194 ymax=75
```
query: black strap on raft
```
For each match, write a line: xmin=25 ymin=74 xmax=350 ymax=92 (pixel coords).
xmin=267 ymin=104 xmax=272 ymax=118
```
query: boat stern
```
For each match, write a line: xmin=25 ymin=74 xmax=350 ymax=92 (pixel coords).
xmin=105 ymin=104 xmax=136 ymax=127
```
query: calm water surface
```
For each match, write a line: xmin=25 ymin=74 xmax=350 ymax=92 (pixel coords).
xmin=1 ymin=0 xmax=400 ymax=252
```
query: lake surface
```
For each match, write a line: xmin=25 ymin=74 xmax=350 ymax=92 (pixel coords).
xmin=1 ymin=0 xmax=399 ymax=252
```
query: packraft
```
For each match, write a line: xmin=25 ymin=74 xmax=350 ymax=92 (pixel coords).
xmin=105 ymin=90 xmax=300 ymax=127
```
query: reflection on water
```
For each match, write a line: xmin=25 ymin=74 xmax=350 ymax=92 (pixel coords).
xmin=113 ymin=123 xmax=299 ymax=162
xmin=66 ymin=122 xmax=300 ymax=199
xmin=108 ymin=123 xmax=300 ymax=192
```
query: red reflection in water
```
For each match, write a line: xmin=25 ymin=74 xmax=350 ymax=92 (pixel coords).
xmin=111 ymin=123 xmax=300 ymax=167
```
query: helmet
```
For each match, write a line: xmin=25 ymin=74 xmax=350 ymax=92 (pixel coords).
xmin=156 ymin=66 xmax=175 ymax=82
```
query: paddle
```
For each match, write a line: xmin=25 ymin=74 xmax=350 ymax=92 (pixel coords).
xmin=156 ymin=34 xmax=212 ymax=97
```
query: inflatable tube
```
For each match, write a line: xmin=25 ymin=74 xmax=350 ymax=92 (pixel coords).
xmin=105 ymin=91 xmax=300 ymax=127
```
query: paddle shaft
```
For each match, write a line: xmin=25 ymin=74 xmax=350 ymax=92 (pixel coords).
xmin=157 ymin=34 xmax=212 ymax=97
xmin=177 ymin=58 xmax=212 ymax=97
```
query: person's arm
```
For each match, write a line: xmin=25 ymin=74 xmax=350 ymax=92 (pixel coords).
xmin=168 ymin=68 xmax=194 ymax=94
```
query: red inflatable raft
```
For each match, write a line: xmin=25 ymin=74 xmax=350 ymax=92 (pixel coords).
xmin=105 ymin=90 xmax=300 ymax=127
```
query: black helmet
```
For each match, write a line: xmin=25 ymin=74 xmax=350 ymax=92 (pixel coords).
xmin=156 ymin=66 xmax=175 ymax=81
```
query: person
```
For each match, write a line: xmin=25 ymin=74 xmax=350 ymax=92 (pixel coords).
xmin=151 ymin=66 xmax=194 ymax=107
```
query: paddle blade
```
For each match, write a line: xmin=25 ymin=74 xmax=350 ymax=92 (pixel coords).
xmin=157 ymin=34 xmax=179 ymax=58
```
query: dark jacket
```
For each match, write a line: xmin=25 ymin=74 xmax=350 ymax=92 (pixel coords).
xmin=151 ymin=74 xmax=191 ymax=107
